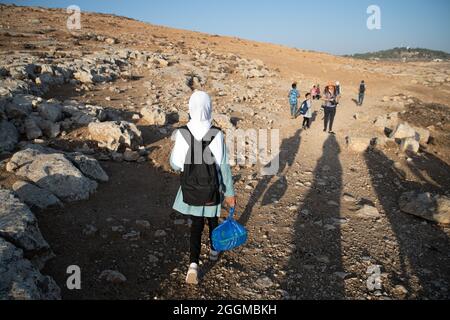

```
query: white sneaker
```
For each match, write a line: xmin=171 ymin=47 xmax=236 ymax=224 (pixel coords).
xmin=209 ymin=250 xmax=220 ymax=262
xmin=185 ymin=263 xmax=199 ymax=285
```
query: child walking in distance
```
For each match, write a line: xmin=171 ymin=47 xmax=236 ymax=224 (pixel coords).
xmin=288 ymin=82 xmax=300 ymax=119
xmin=300 ymin=93 xmax=313 ymax=129
xmin=358 ymin=80 xmax=366 ymax=106
xmin=322 ymin=84 xmax=339 ymax=134
xmin=170 ymin=91 xmax=236 ymax=285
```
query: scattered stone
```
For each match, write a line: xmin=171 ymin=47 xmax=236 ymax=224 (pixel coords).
xmin=392 ymin=285 xmax=408 ymax=299
xmin=123 ymin=149 xmax=140 ymax=162
xmin=111 ymin=225 xmax=125 ymax=233
xmin=122 ymin=230 xmax=140 ymax=241
xmin=256 ymin=276 xmax=274 ymax=289
xmin=99 ymin=270 xmax=127 ymax=284
xmin=135 ymin=220 xmax=151 ymax=229
xmin=82 ymin=224 xmax=97 ymax=236
xmin=356 ymin=205 xmax=381 ymax=218
xmin=343 ymin=194 xmax=355 ymax=202
xmin=154 ymin=230 xmax=167 ymax=237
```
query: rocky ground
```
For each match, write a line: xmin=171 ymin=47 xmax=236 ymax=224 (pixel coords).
xmin=0 ymin=4 xmax=449 ymax=300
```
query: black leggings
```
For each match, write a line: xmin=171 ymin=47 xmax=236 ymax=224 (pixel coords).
xmin=324 ymin=107 xmax=337 ymax=132
xmin=302 ymin=117 xmax=311 ymax=128
xmin=190 ymin=216 xmax=219 ymax=264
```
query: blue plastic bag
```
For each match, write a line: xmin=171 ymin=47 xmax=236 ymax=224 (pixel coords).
xmin=212 ymin=208 xmax=248 ymax=252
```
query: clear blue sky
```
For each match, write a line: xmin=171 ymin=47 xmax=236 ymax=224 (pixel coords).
xmin=3 ymin=0 xmax=450 ymax=55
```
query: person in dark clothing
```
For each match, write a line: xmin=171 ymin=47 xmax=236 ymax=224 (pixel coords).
xmin=301 ymin=93 xmax=313 ymax=129
xmin=358 ymin=80 xmax=366 ymax=106
xmin=322 ymin=85 xmax=339 ymax=134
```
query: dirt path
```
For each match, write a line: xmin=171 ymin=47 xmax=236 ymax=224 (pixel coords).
xmin=37 ymin=84 xmax=450 ymax=300
xmin=1 ymin=4 xmax=449 ymax=300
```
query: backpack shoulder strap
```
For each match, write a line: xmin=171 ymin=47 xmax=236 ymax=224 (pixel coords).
xmin=204 ymin=126 xmax=222 ymax=147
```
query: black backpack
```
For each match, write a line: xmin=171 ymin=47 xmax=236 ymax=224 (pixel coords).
xmin=179 ymin=126 xmax=221 ymax=206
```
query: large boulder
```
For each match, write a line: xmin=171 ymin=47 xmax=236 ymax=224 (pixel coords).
xmin=140 ymin=106 xmax=167 ymax=126
xmin=73 ymin=69 xmax=93 ymax=84
xmin=88 ymin=121 xmax=143 ymax=152
xmin=0 ymin=120 xmax=19 ymax=152
xmin=7 ymin=149 xmax=98 ymax=202
xmin=12 ymin=181 xmax=62 ymax=210
xmin=0 ymin=188 xmax=50 ymax=257
xmin=400 ymin=138 xmax=420 ymax=153
xmin=389 ymin=123 xmax=417 ymax=140
xmin=38 ymin=120 xmax=61 ymax=138
xmin=389 ymin=123 xmax=429 ymax=145
xmin=412 ymin=126 xmax=430 ymax=145
xmin=0 ymin=238 xmax=61 ymax=300
xmin=24 ymin=117 xmax=43 ymax=140
xmin=37 ymin=102 xmax=63 ymax=123
xmin=5 ymin=94 xmax=34 ymax=119
xmin=399 ymin=192 xmax=450 ymax=225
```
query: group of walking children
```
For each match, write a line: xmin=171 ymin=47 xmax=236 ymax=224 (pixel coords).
xmin=288 ymin=83 xmax=313 ymax=129
xmin=288 ymin=82 xmax=342 ymax=133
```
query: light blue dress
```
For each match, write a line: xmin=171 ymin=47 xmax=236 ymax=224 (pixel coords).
xmin=170 ymin=140 xmax=235 ymax=218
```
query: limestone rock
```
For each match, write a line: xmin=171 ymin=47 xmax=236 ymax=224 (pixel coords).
xmin=0 ymin=188 xmax=50 ymax=256
xmin=0 ymin=238 xmax=61 ymax=300
xmin=400 ymin=138 xmax=420 ymax=153
xmin=214 ymin=114 xmax=234 ymax=129
xmin=399 ymin=192 xmax=450 ymax=225
xmin=0 ymin=120 xmax=19 ymax=152
xmin=12 ymin=181 xmax=62 ymax=210
xmin=7 ymin=148 xmax=97 ymax=202
xmin=37 ymin=102 xmax=63 ymax=122
xmin=140 ymin=106 xmax=167 ymax=126
xmin=66 ymin=153 xmax=109 ymax=182
xmin=5 ymin=94 xmax=34 ymax=119
xmin=389 ymin=123 xmax=417 ymax=140
xmin=88 ymin=121 xmax=143 ymax=152
xmin=24 ymin=117 xmax=42 ymax=140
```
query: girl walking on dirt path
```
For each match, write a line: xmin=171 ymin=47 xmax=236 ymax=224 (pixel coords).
xmin=170 ymin=91 xmax=237 ymax=285
xmin=322 ymin=84 xmax=339 ymax=134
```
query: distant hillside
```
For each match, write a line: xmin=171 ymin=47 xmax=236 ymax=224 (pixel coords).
xmin=345 ymin=47 xmax=450 ymax=61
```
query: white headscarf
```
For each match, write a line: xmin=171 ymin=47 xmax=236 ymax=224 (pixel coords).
xmin=170 ymin=91 xmax=224 ymax=170
xmin=187 ymin=91 xmax=212 ymax=141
